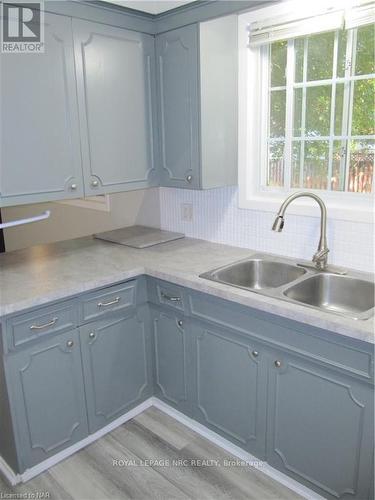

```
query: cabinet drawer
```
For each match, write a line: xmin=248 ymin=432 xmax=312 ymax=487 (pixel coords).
xmin=6 ymin=301 xmax=78 ymax=351
xmin=188 ymin=291 xmax=374 ymax=381
xmin=79 ymin=281 xmax=137 ymax=323
xmin=148 ymin=279 xmax=186 ymax=312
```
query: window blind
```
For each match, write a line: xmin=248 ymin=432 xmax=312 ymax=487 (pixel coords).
xmin=248 ymin=1 xmax=374 ymax=47
xmin=345 ymin=2 xmax=375 ymax=29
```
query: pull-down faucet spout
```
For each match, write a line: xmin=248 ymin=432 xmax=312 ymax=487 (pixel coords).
xmin=272 ymin=192 xmax=329 ymax=271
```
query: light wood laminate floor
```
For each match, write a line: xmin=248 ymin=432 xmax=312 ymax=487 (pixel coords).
xmin=0 ymin=407 xmax=303 ymax=500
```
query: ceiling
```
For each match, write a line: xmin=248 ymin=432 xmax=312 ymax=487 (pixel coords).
xmin=101 ymin=1 xmax=195 ymax=15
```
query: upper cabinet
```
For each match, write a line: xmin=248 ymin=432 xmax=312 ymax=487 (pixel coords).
xmin=156 ymin=16 xmax=238 ymax=189
xmin=156 ymin=25 xmax=200 ymax=189
xmin=73 ymin=20 xmax=158 ymax=196
xmin=0 ymin=13 xmax=84 ymax=207
xmin=0 ymin=8 xmax=238 ymax=208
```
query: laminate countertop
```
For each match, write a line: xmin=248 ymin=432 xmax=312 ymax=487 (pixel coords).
xmin=0 ymin=236 xmax=374 ymax=344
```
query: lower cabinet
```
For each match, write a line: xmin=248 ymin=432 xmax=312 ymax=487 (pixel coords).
xmin=151 ymin=308 xmax=192 ymax=415
xmin=7 ymin=329 xmax=88 ymax=470
xmin=266 ymin=350 xmax=374 ymax=500
xmin=191 ymin=321 xmax=267 ymax=459
xmin=80 ymin=307 xmax=152 ymax=433
xmin=190 ymin=319 xmax=374 ymax=500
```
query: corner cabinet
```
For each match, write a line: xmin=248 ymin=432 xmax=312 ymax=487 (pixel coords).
xmin=156 ymin=16 xmax=238 ymax=189
xmin=151 ymin=307 xmax=192 ymax=415
xmin=6 ymin=329 xmax=88 ymax=470
xmin=0 ymin=13 xmax=84 ymax=207
xmin=73 ymin=20 xmax=158 ymax=195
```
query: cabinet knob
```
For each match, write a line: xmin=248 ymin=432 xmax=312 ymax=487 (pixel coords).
xmin=70 ymin=183 xmax=77 ymax=190
xmin=274 ymin=360 xmax=282 ymax=368
xmin=89 ymin=332 xmax=95 ymax=339
xmin=177 ymin=320 xmax=183 ymax=327
xmin=186 ymin=174 xmax=193 ymax=183
xmin=91 ymin=180 xmax=99 ymax=188
xmin=252 ymin=350 xmax=259 ymax=357
xmin=67 ymin=340 xmax=74 ymax=348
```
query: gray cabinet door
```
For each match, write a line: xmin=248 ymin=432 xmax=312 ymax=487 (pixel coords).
xmin=156 ymin=25 xmax=200 ymax=189
xmin=151 ymin=308 xmax=191 ymax=415
xmin=73 ymin=20 xmax=158 ymax=196
xmin=0 ymin=13 xmax=84 ymax=207
xmin=80 ymin=307 xmax=152 ymax=433
xmin=6 ymin=329 xmax=88 ymax=471
xmin=191 ymin=321 xmax=267 ymax=459
xmin=266 ymin=351 xmax=374 ymax=500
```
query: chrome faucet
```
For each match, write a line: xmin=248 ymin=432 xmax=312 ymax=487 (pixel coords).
xmin=272 ymin=192 xmax=330 ymax=271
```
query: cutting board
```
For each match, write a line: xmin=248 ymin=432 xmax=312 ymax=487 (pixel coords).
xmin=94 ymin=226 xmax=185 ymax=248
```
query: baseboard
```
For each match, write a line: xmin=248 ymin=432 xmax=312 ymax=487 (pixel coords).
xmin=0 ymin=397 xmax=154 ymax=486
xmin=0 ymin=397 xmax=324 ymax=500
xmin=0 ymin=455 xmax=20 ymax=486
xmin=151 ymin=398 xmax=325 ymax=500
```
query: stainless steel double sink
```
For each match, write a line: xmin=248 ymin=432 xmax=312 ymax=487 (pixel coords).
xmin=200 ymin=254 xmax=374 ymax=320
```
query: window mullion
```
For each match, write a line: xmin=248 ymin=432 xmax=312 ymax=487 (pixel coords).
xmin=299 ymin=38 xmax=308 ymax=188
xmin=283 ymin=39 xmax=295 ymax=191
xmin=327 ymin=31 xmax=339 ymax=191
xmin=261 ymin=45 xmax=271 ymax=189
xmin=343 ymin=28 xmax=356 ymax=192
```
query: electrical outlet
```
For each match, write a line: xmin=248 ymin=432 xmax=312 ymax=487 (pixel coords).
xmin=181 ymin=203 xmax=193 ymax=222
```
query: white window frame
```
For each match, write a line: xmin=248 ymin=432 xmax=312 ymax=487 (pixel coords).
xmin=238 ymin=0 xmax=375 ymax=223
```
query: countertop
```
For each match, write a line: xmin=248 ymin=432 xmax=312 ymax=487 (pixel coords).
xmin=0 ymin=236 xmax=374 ymax=344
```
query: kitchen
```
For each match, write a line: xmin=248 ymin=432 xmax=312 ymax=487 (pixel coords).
xmin=0 ymin=0 xmax=374 ymax=499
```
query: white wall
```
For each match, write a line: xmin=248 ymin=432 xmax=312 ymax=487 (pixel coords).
xmin=3 ymin=189 xmax=160 ymax=251
xmin=160 ymin=186 xmax=374 ymax=273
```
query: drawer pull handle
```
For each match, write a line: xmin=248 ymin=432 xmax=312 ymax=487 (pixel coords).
xmin=161 ymin=292 xmax=181 ymax=302
xmin=274 ymin=360 xmax=282 ymax=368
xmin=30 ymin=317 xmax=58 ymax=330
xmin=97 ymin=297 xmax=121 ymax=308
xmin=89 ymin=332 xmax=95 ymax=339
xmin=67 ymin=340 xmax=74 ymax=348
xmin=177 ymin=320 xmax=183 ymax=327
xmin=252 ymin=350 xmax=259 ymax=357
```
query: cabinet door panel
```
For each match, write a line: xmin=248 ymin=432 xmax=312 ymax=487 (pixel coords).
xmin=73 ymin=20 xmax=157 ymax=195
xmin=152 ymin=309 xmax=191 ymax=415
xmin=156 ymin=25 xmax=200 ymax=189
xmin=80 ymin=308 xmax=151 ymax=433
xmin=7 ymin=329 xmax=88 ymax=471
xmin=267 ymin=353 xmax=374 ymax=500
xmin=0 ymin=13 xmax=83 ymax=207
xmin=192 ymin=322 xmax=267 ymax=458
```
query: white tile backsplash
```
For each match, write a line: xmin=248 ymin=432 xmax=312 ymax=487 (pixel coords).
xmin=160 ymin=187 xmax=374 ymax=273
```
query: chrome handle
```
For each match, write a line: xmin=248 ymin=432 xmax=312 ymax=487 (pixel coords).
xmin=30 ymin=317 xmax=58 ymax=330
xmin=67 ymin=340 xmax=74 ymax=348
xmin=274 ymin=360 xmax=282 ymax=368
xmin=89 ymin=332 xmax=95 ymax=339
xmin=186 ymin=174 xmax=193 ymax=183
xmin=252 ymin=350 xmax=259 ymax=357
xmin=177 ymin=320 xmax=183 ymax=327
xmin=97 ymin=297 xmax=120 ymax=308
xmin=161 ymin=292 xmax=181 ymax=302
xmin=91 ymin=180 xmax=99 ymax=187
xmin=70 ymin=183 xmax=77 ymax=190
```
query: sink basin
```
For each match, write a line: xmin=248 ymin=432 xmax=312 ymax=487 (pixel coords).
xmin=204 ymin=259 xmax=306 ymax=290
xmin=284 ymin=274 xmax=374 ymax=319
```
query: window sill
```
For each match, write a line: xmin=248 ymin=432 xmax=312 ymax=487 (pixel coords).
xmin=239 ymin=192 xmax=374 ymax=223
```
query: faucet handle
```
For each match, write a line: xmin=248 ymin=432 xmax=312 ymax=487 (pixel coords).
xmin=313 ymin=248 xmax=330 ymax=270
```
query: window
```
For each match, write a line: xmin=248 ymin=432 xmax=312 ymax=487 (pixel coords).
xmin=238 ymin=1 xmax=375 ymax=221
